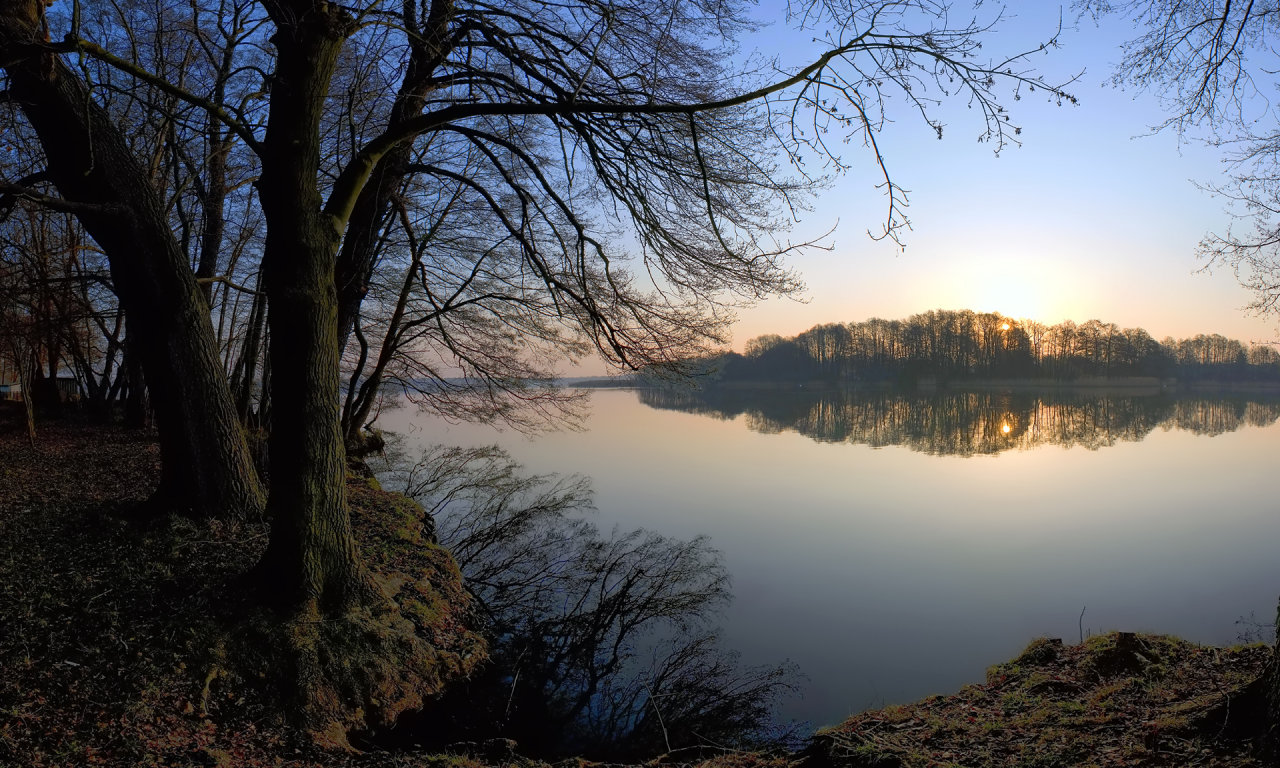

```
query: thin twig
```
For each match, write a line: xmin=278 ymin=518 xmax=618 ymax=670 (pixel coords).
xmin=640 ymin=677 xmax=672 ymax=754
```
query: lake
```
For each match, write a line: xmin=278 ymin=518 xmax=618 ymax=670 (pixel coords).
xmin=380 ymin=385 xmax=1280 ymax=729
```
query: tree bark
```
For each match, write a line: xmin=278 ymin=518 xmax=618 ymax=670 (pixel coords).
xmin=0 ymin=1 xmax=263 ymax=518
xmin=195 ymin=111 xmax=230 ymax=305
xmin=253 ymin=2 xmax=371 ymax=610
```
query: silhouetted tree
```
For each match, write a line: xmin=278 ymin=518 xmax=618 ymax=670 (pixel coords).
xmin=0 ymin=0 xmax=1075 ymax=740
xmin=715 ymin=310 xmax=1277 ymax=384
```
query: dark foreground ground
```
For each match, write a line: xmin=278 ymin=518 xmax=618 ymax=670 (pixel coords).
xmin=0 ymin=403 xmax=1272 ymax=767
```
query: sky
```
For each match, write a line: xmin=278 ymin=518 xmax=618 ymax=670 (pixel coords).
xmin=693 ymin=1 xmax=1280 ymax=356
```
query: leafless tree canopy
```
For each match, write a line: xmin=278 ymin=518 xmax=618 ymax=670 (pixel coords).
xmin=1082 ymin=0 xmax=1280 ymax=321
xmin=2 ymin=0 xmax=1077 ymax=433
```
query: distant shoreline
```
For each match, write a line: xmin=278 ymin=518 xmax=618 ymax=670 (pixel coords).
xmin=569 ymin=376 xmax=1280 ymax=394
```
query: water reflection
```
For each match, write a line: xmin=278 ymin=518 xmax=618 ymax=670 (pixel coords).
xmin=387 ymin=390 xmax=1280 ymax=727
xmin=638 ymin=387 xmax=1280 ymax=456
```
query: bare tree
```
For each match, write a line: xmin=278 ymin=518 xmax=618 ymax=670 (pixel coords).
xmin=1081 ymin=0 xmax=1280 ymax=321
xmin=0 ymin=1 xmax=265 ymax=519
xmin=0 ymin=0 xmax=1077 ymax=743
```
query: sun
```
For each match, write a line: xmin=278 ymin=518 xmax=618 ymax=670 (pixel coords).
xmin=1001 ymin=423 xmax=1011 ymax=434
xmin=1001 ymin=323 xmax=1010 ymax=331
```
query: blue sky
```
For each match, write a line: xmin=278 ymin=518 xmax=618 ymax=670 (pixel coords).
xmin=721 ymin=1 xmax=1280 ymax=349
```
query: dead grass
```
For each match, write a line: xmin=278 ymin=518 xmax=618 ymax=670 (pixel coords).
xmin=810 ymin=633 xmax=1271 ymax=767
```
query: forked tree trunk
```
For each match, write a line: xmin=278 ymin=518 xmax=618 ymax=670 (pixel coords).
xmin=251 ymin=22 xmax=478 ymax=745
xmin=253 ymin=3 xmax=370 ymax=610
xmin=0 ymin=1 xmax=263 ymax=518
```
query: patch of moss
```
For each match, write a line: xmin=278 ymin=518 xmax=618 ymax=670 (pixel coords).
xmin=194 ymin=480 xmax=487 ymax=749
xmin=816 ymin=632 xmax=1271 ymax=768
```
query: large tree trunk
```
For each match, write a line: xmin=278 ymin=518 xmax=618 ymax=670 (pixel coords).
xmin=246 ymin=8 xmax=482 ymax=748
xmin=254 ymin=2 xmax=369 ymax=610
xmin=0 ymin=1 xmax=263 ymax=518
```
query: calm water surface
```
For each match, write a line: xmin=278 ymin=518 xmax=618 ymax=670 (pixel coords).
xmin=382 ymin=387 xmax=1280 ymax=728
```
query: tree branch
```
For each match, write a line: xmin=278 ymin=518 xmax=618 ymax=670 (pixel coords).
xmin=0 ymin=181 xmax=123 ymax=217
xmin=196 ymin=275 xmax=264 ymax=295
xmin=55 ymin=35 xmax=263 ymax=154
xmin=322 ymin=39 xmax=868 ymax=231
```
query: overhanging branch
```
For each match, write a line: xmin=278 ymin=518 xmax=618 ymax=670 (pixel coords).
xmin=321 ymin=38 xmax=868 ymax=230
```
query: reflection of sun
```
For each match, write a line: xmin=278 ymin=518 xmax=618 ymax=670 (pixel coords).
xmin=1001 ymin=423 xmax=1011 ymax=434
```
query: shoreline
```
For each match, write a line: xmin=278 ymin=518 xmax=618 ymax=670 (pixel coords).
xmin=572 ymin=377 xmax=1280 ymax=394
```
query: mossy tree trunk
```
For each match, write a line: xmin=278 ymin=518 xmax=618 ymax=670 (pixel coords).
xmin=0 ymin=0 xmax=264 ymax=519
xmin=247 ymin=8 xmax=464 ymax=744
xmin=252 ymin=1 xmax=372 ymax=612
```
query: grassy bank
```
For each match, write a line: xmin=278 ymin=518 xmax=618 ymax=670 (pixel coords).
xmin=809 ymin=635 xmax=1270 ymax=767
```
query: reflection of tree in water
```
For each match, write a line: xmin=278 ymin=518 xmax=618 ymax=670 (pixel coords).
xmin=639 ymin=388 xmax=1280 ymax=457
xmin=369 ymin=444 xmax=802 ymax=759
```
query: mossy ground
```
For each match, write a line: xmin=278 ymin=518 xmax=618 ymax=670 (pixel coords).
xmin=811 ymin=634 xmax=1271 ymax=767
xmin=0 ymin=406 xmax=486 ymax=765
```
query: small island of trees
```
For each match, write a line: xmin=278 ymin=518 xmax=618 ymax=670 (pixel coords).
xmin=709 ymin=309 xmax=1280 ymax=386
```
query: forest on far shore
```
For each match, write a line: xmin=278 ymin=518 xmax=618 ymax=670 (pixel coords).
xmin=707 ymin=309 xmax=1280 ymax=385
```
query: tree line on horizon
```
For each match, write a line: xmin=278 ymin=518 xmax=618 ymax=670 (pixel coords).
xmin=715 ymin=309 xmax=1280 ymax=385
